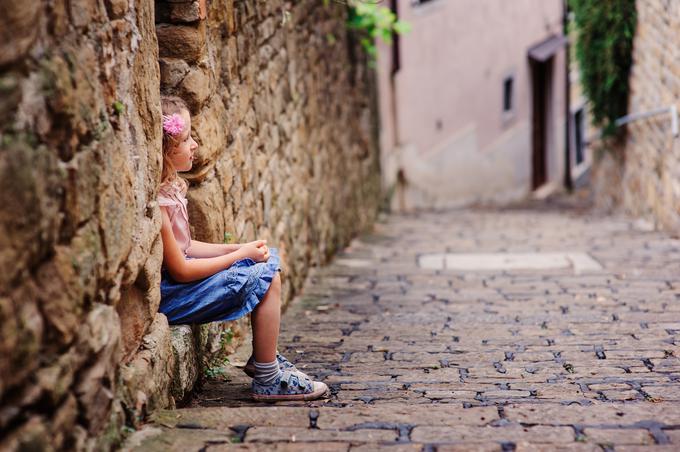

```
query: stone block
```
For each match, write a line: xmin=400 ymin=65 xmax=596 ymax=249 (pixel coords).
xmin=49 ymin=394 xmax=78 ymax=449
xmin=0 ymin=139 xmax=61 ymax=291
xmin=69 ymin=0 xmax=106 ymax=29
xmin=119 ymin=313 xmax=175 ymax=424
xmin=583 ymin=428 xmax=654 ymax=446
xmin=156 ymin=0 xmax=205 ymax=23
xmin=0 ymin=0 xmax=40 ymax=66
xmin=0 ymin=288 xmax=43 ymax=401
xmin=159 ymin=57 xmax=190 ymax=89
xmin=170 ymin=325 xmax=198 ymax=402
xmin=179 ymin=65 xmax=211 ymax=111
xmin=156 ymin=23 xmax=206 ymax=63
xmin=0 ymin=416 xmax=50 ymax=452
xmin=105 ymin=0 xmax=129 ymax=19
xmin=187 ymin=176 xmax=226 ymax=242
xmin=257 ymin=17 xmax=277 ymax=44
xmin=186 ymin=97 xmax=227 ymax=174
xmin=117 ymin=282 xmax=153 ymax=360
xmin=35 ymin=248 xmax=85 ymax=349
xmin=410 ymin=424 xmax=574 ymax=444
xmin=74 ymin=304 xmax=122 ymax=434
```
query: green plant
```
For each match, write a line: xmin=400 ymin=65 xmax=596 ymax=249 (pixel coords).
xmin=220 ymin=327 xmax=234 ymax=348
xmin=204 ymin=360 xmax=230 ymax=380
xmin=345 ymin=0 xmax=411 ymax=60
xmin=120 ymin=425 xmax=136 ymax=435
xmin=570 ymin=0 xmax=637 ymax=136
xmin=112 ymin=100 xmax=125 ymax=116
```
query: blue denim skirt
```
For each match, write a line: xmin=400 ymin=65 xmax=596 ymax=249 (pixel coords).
xmin=159 ymin=248 xmax=281 ymax=325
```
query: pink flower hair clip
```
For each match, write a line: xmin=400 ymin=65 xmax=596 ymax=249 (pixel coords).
xmin=162 ymin=113 xmax=185 ymax=136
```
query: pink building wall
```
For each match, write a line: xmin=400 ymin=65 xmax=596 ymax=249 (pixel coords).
xmin=378 ymin=0 xmax=567 ymax=209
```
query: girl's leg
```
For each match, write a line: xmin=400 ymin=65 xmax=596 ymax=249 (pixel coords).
xmin=249 ymin=273 xmax=329 ymax=400
xmin=251 ymin=273 xmax=281 ymax=363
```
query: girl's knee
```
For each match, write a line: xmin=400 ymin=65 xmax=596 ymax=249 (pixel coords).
xmin=262 ymin=273 xmax=281 ymax=302
xmin=271 ymin=273 xmax=282 ymax=291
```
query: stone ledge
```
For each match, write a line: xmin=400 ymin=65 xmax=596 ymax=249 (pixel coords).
xmin=170 ymin=324 xmax=198 ymax=402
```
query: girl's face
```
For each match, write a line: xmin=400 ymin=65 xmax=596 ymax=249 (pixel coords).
xmin=168 ymin=109 xmax=198 ymax=172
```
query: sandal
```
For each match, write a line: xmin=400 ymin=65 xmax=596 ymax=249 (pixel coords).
xmin=252 ymin=369 xmax=328 ymax=401
xmin=243 ymin=353 xmax=299 ymax=378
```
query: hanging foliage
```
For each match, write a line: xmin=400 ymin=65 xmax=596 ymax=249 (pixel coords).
xmin=570 ymin=0 xmax=637 ymax=136
xmin=344 ymin=0 xmax=411 ymax=60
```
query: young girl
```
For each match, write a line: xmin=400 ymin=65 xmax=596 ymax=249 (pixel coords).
xmin=157 ymin=95 xmax=327 ymax=401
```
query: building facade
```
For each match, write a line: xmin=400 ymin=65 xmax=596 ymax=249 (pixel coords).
xmin=377 ymin=0 xmax=570 ymax=210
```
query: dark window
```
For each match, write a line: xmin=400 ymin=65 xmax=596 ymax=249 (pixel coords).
xmin=503 ymin=76 xmax=514 ymax=112
xmin=574 ymin=108 xmax=585 ymax=164
xmin=390 ymin=0 xmax=400 ymax=75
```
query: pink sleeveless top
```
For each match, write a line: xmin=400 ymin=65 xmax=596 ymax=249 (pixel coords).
xmin=158 ymin=180 xmax=191 ymax=256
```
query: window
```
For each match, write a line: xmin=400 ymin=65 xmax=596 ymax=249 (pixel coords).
xmin=503 ymin=76 xmax=514 ymax=113
xmin=390 ymin=0 xmax=401 ymax=75
xmin=574 ymin=108 xmax=585 ymax=165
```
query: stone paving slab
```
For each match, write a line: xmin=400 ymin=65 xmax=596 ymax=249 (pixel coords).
xmin=128 ymin=203 xmax=680 ymax=451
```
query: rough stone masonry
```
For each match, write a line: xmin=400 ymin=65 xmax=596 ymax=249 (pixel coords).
xmin=593 ymin=0 xmax=680 ymax=236
xmin=0 ymin=0 xmax=380 ymax=450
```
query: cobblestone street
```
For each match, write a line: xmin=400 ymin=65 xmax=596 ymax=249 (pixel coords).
xmin=131 ymin=200 xmax=680 ymax=451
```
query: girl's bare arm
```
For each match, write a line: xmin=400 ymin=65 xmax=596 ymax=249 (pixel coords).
xmin=186 ymin=239 xmax=240 ymax=258
xmin=161 ymin=209 xmax=263 ymax=282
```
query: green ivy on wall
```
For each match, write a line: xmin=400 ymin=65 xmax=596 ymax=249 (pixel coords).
xmin=335 ymin=0 xmax=410 ymax=60
xmin=570 ymin=0 xmax=637 ymax=137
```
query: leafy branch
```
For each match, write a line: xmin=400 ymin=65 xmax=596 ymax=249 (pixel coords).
xmin=569 ymin=0 xmax=636 ymax=137
xmin=330 ymin=0 xmax=411 ymax=59
xmin=282 ymin=1 xmax=411 ymax=63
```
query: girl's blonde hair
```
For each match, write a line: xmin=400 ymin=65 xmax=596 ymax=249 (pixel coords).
xmin=160 ymin=95 xmax=189 ymax=186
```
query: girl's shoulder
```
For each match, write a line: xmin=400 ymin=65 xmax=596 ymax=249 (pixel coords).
xmin=158 ymin=178 xmax=188 ymax=206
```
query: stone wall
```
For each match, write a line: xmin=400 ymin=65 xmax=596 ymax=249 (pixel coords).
xmin=0 ymin=0 xmax=380 ymax=449
xmin=593 ymin=0 xmax=680 ymax=235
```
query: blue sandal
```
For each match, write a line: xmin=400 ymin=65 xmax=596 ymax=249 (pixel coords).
xmin=252 ymin=369 xmax=328 ymax=401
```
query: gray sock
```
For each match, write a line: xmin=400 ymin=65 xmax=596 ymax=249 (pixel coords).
xmin=254 ymin=360 xmax=282 ymax=385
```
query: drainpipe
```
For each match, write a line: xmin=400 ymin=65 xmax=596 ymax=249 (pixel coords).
xmin=390 ymin=0 xmax=400 ymax=149
xmin=563 ymin=0 xmax=573 ymax=191
xmin=389 ymin=0 xmax=405 ymax=211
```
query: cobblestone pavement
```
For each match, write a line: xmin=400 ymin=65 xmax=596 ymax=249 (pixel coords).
xmin=130 ymin=201 xmax=680 ymax=451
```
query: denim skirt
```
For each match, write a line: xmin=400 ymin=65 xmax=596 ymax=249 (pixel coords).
xmin=159 ymin=248 xmax=281 ymax=325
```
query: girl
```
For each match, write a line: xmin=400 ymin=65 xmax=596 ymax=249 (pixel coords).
xmin=157 ymin=95 xmax=327 ymax=401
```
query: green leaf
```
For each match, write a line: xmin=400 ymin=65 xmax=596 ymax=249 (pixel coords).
xmin=393 ymin=21 xmax=412 ymax=35
xmin=112 ymin=101 xmax=125 ymax=116
xmin=346 ymin=2 xmax=412 ymax=64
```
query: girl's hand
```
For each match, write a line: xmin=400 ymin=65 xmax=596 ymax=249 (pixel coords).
xmin=242 ymin=239 xmax=267 ymax=249
xmin=239 ymin=241 xmax=269 ymax=263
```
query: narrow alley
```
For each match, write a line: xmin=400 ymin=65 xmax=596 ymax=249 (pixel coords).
xmin=129 ymin=197 xmax=680 ymax=451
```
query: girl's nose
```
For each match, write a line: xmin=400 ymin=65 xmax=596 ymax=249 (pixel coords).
xmin=191 ymin=138 xmax=198 ymax=150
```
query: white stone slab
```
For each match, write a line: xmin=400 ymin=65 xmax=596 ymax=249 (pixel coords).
xmin=444 ymin=253 xmax=569 ymax=270
xmin=417 ymin=253 xmax=446 ymax=270
xmin=334 ymin=258 xmax=372 ymax=268
xmin=417 ymin=252 xmax=603 ymax=274
xmin=565 ymin=253 xmax=603 ymax=274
